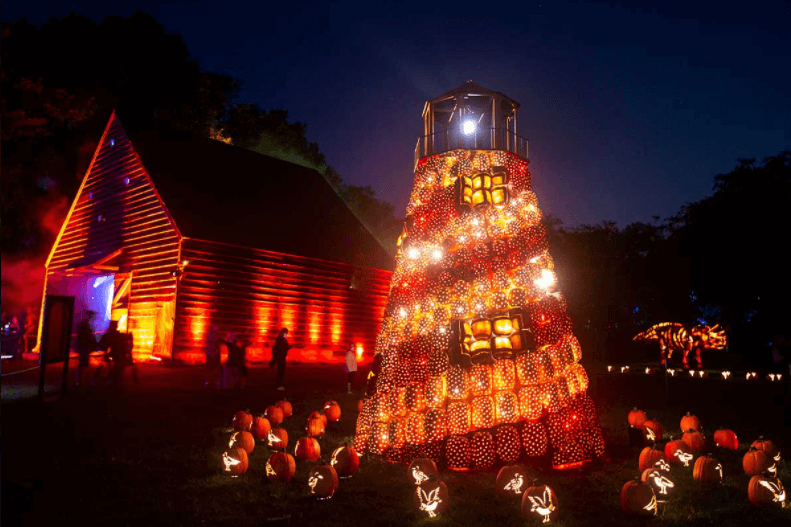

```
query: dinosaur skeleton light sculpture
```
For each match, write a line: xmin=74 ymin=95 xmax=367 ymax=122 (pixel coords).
xmin=633 ymin=322 xmax=727 ymax=369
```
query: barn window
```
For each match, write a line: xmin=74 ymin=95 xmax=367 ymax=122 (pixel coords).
xmin=109 ymin=138 xmax=115 ymax=147
xmin=124 ymin=177 xmax=130 ymax=185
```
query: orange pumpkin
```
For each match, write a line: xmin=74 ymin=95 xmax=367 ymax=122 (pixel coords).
xmin=309 ymin=410 xmax=328 ymax=426
xmin=748 ymin=475 xmax=786 ymax=507
xmin=357 ymin=399 xmax=364 ymax=413
xmin=521 ymin=484 xmax=560 ymax=523
xmin=265 ymin=405 xmax=284 ymax=426
xmin=693 ymin=454 xmax=723 ymax=483
xmin=621 ymin=479 xmax=657 ymax=516
xmin=751 ymin=436 xmax=779 ymax=461
xmin=680 ymin=412 xmax=701 ymax=432
xmin=408 ymin=457 xmax=439 ymax=486
xmin=233 ymin=410 xmax=253 ymax=432
xmin=266 ymin=452 xmax=296 ymax=482
xmin=252 ymin=415 xmax=271 ymax=440
xmin=276 ymin=400 xmax=293 ymax=419
xmin=222 ymin=447 xmax=248 ymax=476
xmin=496 ymin=463 xmax=535 ymax=497
xmin=665 ymin=437 xmax=694 ymax=466
xmin=682 ymin=429 xmax=705 ymax=453
xmin=229 ymin=430 xmax=255 ymax=455
xmin=308 ymin=464 xmax=339 ymax=499
xmin=713 ymin=428 xmax=738 ymax=451
xmin=627 ymin=408 xmax=647 ymax=429
xmin=743 ymin=447 xmax=772 ymax=477
xmin=306 ymin=416 xmax=326 ymax=438
xmin=639 ymin=446 xmax=668 ymax=472
xmin=295 ymin=437 xmax=321 ymax=462
xmin=641 ymin=468 xmax=675 ymax=500
xmin=267 ymin=427 xmax=288 ymax=450
xmin=642 ymin=419 xmax=663 ymax=443
xmin=330 ymin=446 xmax=360 ymax=477
xmin=323 ymin=400 xmax=342 ymax=423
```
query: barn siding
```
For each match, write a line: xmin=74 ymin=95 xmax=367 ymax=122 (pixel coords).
xmin=173 ymin=238 xmax=392 ymax=364
xmin=45 ymin=113 xmax=180 ymax=360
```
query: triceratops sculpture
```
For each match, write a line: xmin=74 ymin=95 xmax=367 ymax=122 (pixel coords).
xmin=633 ymin=322 xmax=727 ymax=369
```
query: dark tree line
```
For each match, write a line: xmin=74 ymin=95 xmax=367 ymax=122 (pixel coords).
xmin=2 ymin=12 xmax=788 ymax=361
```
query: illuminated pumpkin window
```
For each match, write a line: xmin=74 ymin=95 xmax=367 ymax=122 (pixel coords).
xmin=457 ymin=168 xmax=509 ymax=210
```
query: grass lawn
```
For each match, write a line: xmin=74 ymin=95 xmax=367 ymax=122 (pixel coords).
xmin=2 ymin=361 xmax=790 ymax=526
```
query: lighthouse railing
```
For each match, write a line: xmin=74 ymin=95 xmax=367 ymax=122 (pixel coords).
xmin=414 ymin=128 xmax=528 ymax=169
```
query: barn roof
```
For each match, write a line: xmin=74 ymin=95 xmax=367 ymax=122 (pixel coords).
xmin=128 ymin=127 xmax=394 ymax=270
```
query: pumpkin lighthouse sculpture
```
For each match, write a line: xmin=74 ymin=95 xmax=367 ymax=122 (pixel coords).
xmin=354 ymin=82 xmax=605 ymax=469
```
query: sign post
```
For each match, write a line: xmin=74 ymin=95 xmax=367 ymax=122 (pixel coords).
xmin=37 ymin=295 xmax=75 ymax=402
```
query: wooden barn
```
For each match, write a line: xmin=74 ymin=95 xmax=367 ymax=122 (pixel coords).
xmin=39 ymin=112 xmax=393 ymax=364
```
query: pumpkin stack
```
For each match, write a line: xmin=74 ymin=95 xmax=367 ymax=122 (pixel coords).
xmin=353 ymin=145 xmax=606 ymax=470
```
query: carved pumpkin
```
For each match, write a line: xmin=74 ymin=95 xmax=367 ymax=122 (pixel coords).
xmin=470 ymin=431 xmax=496 ymax=470
xmin=267 ymin=427 xmax=288 ymax=450
xmin=665 ymin=437 xmax=694 ymax=466
xmin=680 ymin=412 xmax=701 ymax=433
xmin=306 ymin=416 xmax=326 ymax=438
xmin=408 ymin=457 xmax=439 ymax=485
xmin=330 ymin=446 xmax=359 ymax=477
xmin=266 ymin=452 xmax=296 ymax=482
xmin=682 ymin=429 xmax=705 ymax=453
xmin=308 ymin=464 xmax=339 ymax=499
xmin=642 ymin=419 xmax=663 ymax=444
xmin=294 ymin=437 xmax=321 ymax=462
xmin=252 ymin=415 xmax=271 ymax=440
xmin=743 ymin=447 xmax=772 ymax=477
xmin=628 ymin=408 xmax=647 ymax=429
xmin=639 ymin=446 xmax=668 ymax=472
xmin=621 ymin=479 xmax=657 ymax=516
xmin=233 ymin=410 xmax=253 ymax=432
xmin=495 ymin=425 xmax=521 ymax=462
xmin=713 ymin=428 xmax=738 ymax=451
xmin=323 ymin=400 xmax=341 ymax=422
xmin=414 ymin=480 xmax=449 ymax=518
xmin=751 ymin=436 xmax=780 ymax=461
xmin=222 ymin=447 xmax=248 ymax=476
xmin=521 ymin=484 xmax=560 ymax=523
xmin=229 ymin=430 xmax=255 ymax=455
xmin=309 ymin=410 xmax=329 ymax=426
xmin=693 ymin=454 xmax=723 ymax=483
xmin=264 ymin=405 xmax=284 ymax=426
xmin=641 ymin=468 xmax=675 ymax=500
xmin=521 ymin=420 xmax=549 ymax=457
xmin=748 ymin=475 xmax=786 ymax=507
xmin=424 ymin=409 xmax=448 ymax=442
xmin=275 ymin=400 xmax=293 ymax=419
xmin=496 ymin=463 xmax=535 ymax=497
xmin=445 ymin=435 xmax=471 ymax=471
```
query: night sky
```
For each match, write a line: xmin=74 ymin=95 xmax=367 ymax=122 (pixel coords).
xmin=4 ymin=1 xmax=790 ymax=228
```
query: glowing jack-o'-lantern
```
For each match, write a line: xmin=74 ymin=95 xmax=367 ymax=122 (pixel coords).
xmin=252 ymin=415 xmax=271 ymax=440
xmin=222 ymin=447 xmax=248 ymax=476
xmin=267 ymin=428 xmax=288 ymax=450
xmin=743 ymin=447 xmax=772 ymax=477
xmin=641 ymin=468 xmax=675 ymax=500
xmin=521 ymin=484 xmax=559 ymax=524
xmin=713 ymin=428 xmax=738 ymax=451
xmin=294 ymin=437 xmax=321 ymax=462
xmin=323 ymin=400 xmax=341 ymax=423
xmin=229 ymin=431 xmax=255 ymax=455
xmin=306 ymin=416 xmax=326 ymax=438
xmin=639 ymin=446 xmax=668 ymax=472
xmin=693 ymin=454 xmax=723 ymax=483
xmin=330 ymin=446 xmax=359 ymax=477
xmin=496 ymin=464 xmax=536 ymax=497
xmin=408 ymin=457 xmax=439 ymax=485
xmin=642 ymin=419 xmax=663 ymax=444
xmin=748 ymin=475 xmax=786 ymax=507
xmin=521 ymin=420 xmax=549 ymax=457
xmin=414 ymin=480 xmax=449 ymax=518
xmin=308 ymin=465 xmax=339 ymax=499
xmin=621 ymin=479 xmax=657 ymax=516
xmin=751 ymin=437 xmax=780 ymax=462
xmin=682 ymin=429 xmax=705 ymax=453
xmin=495 ymin=425 xmax=521 ymax=462
xmin=470 ymin=431 xmax=496 ymax=470
xmin=266 ymin=452 xmax=296 ymax=482
xmin=233 ymin=410 xmax=253 ymax=432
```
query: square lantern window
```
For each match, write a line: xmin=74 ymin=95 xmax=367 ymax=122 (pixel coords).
xmin=457 ymin=168 xmax=509 ymax=211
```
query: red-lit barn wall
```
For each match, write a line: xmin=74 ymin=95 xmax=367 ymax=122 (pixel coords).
xmin=173 ymin=238 xmax=392 ymax=365
xmin=44 ymin=113 xmax=180 ymax=362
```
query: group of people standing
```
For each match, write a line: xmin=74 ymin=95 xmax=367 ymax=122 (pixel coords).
xmin=203 ymin=326 xmax=359 ymax=393
xmin=75 ymin=310 xmax=136 ymax=389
